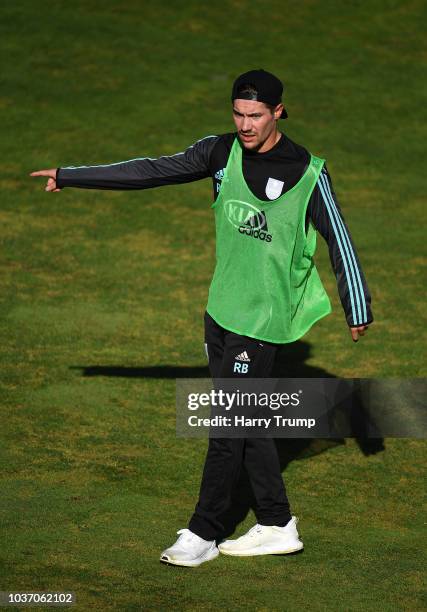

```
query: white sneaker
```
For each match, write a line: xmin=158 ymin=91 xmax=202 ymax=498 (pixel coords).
xmin=160 ymin=529 xmax=219 ymax=567
xmin=218 ymin=516 xmax=304 ymax=556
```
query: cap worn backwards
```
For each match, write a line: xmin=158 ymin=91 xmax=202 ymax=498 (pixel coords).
xmin=231 ymin=69 xmax=288 ymax=119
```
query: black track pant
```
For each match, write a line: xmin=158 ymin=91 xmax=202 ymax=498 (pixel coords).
xmin=188 ymin=312 xmax=292 ymax=541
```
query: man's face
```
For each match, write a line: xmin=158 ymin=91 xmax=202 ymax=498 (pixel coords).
xmin=232 ymin=99 xmax=282 ymax=151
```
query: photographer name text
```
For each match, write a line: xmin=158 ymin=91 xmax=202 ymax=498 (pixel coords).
xmin=188 ymin=415 xmax=316 ymax=429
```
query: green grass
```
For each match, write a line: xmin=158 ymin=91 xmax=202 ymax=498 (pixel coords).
xmin=1 ymin=0 xmax=426 ymax=610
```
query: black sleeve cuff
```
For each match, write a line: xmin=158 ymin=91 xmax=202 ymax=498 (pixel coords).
xmin=56 ymin=168 xmax=64 ymax=189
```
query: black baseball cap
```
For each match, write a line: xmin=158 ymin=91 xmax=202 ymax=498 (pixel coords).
xmin=231 ymin=69 xmax=288 ymax=119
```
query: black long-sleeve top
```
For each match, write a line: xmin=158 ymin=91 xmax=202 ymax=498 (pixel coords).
xmin=57 ymin=132 xmax=373 ymax=327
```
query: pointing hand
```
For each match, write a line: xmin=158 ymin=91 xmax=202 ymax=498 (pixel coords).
xmin=29 ymin=168 xmax=61 ymax=192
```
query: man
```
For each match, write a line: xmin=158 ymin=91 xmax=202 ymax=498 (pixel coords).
xmin=31 ymin=69 xmax=372 ymax=567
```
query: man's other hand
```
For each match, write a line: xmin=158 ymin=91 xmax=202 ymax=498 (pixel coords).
xmin=30 ymin=168 xmax=61 ymax=192
xmin=349 ymin=325 xmax=369 ymax=342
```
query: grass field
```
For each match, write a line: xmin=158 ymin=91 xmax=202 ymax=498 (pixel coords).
xmin=1 ymin=1 xmax=426 ymax=610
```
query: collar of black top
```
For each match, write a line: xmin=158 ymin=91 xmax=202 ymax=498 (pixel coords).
xmin=231 ymin=69 xmax=288 ymax=119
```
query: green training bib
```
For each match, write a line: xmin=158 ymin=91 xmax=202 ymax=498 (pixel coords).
xmin=206 ymin=137 xmax=332 ymax=343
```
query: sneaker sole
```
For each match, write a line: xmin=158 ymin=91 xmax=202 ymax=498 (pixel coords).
xmin=160 ymin=547 xmax=219 ymax=567
xmin=219 ymin=542 xmax=304 ymax=557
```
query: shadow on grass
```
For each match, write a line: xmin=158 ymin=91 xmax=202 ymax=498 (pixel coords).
xmin=71 ymin=340 xmax=385 ymax=539
xmin=70 ymin=364 xmax=211 ymax=378
xmin=216 ymin=434 xmax=385 ymax=541
xmin=216 ymin=342 xmax=385 ymax=539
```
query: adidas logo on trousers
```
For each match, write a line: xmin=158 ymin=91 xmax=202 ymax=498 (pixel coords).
xmin=234 ymin=351 xmax=250 ymax=374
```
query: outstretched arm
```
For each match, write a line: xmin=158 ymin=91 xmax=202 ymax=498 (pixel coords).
xmin=30 ymin=135 xmax=219 ymax=192
xmin=308 ymin=165 xmax=373 ymax=343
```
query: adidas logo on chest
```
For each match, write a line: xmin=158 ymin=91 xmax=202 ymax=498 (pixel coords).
xmin=238 ymin=210 xmax=272 ymax=242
